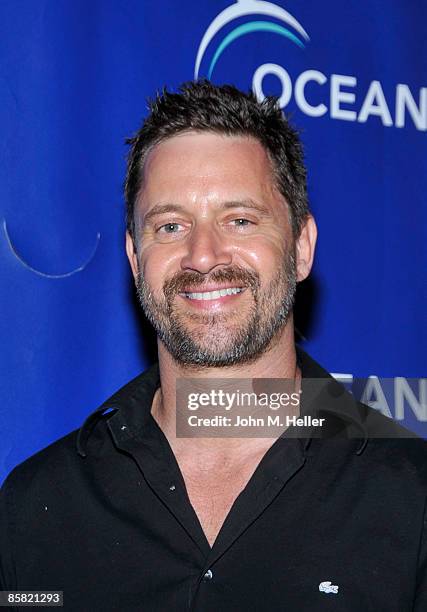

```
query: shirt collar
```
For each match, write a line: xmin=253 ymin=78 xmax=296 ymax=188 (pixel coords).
xmin=295 ymin=347 xmax=368 ymax=455
xmin=76 ymin=347 xmax=367 ymax=457
xmin=76 ymin=362 xmax=160 ymax=457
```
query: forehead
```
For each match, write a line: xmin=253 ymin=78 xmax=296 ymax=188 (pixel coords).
xmin=139 ymin=132 xmax=280 ymax=206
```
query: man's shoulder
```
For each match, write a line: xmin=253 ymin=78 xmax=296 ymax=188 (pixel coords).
xmin=1 ymin=428 xmax=81 ymax=497
xmin=356 ymin=399 xmax=427 ymax=470
xmin=357 ymin=397 xmax=421 ymax=438
xmin=2 ymin=363 xmax=160 ymax=496
xmin=297 ymin=347 xmax=427 ymax=478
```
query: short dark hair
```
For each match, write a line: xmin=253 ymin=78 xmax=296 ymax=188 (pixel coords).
xmin=125 ymin=80 xmax=309 ymax=242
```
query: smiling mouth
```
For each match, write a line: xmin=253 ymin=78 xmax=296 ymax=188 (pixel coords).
xmin=180 ymin=287 xmax=245 ymax=301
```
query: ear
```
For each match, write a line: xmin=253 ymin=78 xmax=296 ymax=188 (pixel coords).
xmin=125 ymin=231 xmax=139 ymax=281
xmin=295 ymin=215 xmax=317 ymax=282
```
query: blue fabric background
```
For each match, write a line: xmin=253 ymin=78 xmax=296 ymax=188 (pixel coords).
xmin=1 ymin=0 xmax=426 ymax=483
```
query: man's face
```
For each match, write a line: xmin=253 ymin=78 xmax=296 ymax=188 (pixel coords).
xmin=127 ymin=132 xmax=309 ymax=367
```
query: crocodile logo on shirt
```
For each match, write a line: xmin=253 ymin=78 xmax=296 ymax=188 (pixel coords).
xmin=319 ymin=581 xmax=339 ymax=594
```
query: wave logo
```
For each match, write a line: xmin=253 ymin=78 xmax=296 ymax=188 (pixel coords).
xmin=194 ymin=0 xmax=309 ymax=80
xmin=194 ymin=0 xmax=427 ymax=131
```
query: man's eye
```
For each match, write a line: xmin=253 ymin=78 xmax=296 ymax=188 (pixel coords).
xmin=231 ymin=218 xmax=253 ymax=227
xmin=158 ymin=222 xmax=182 ymax=234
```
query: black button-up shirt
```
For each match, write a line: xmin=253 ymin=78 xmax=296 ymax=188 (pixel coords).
xmin=1 ymin=348 xmax=427 ymax=611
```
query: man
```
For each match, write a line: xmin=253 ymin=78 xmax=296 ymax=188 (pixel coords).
xmin=1 ymin=81 xmax=426 ymax=611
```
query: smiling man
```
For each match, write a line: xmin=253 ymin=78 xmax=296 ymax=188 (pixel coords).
xmin=128 ymin=130 xmax=304 ymax=371
xmin=1 ymin=81 xmax=427 ymax=611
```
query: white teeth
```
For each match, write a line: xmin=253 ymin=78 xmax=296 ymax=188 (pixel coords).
xmin=210 ymin=290 xmax=221 ymax=300
xmin=184 ymin=287 xmax=243 ymax=300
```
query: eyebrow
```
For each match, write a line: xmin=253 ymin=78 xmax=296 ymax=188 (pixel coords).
xmin=221 ymin=199 xmax=271 ymax=215
xmin=143 ymin=204 xmax=185 ymax=225
xmin=142 ymin=199 xmax=271 ymax=225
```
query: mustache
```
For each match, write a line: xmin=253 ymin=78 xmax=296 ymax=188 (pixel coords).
xmin=163 ymin=266 xmax=260 ymax=300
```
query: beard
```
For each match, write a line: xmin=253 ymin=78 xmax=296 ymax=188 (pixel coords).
xmin=135 ymin=249 xmax=297 ymax=368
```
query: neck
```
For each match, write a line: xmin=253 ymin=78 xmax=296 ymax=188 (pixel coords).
xmin=151 ymin=316 xmax=300 ymax=462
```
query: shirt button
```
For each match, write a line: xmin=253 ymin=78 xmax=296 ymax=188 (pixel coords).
xmin=202 ymin=569 xmax=213 ymax=581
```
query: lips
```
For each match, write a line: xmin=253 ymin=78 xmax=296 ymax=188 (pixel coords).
xmin=181 ymin=287 xmax=244 ymax=301
xmin=163 ymin=266 xmax=259 ymax=306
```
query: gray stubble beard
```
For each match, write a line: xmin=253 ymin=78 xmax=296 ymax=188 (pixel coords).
xmin=136 ymin=250 xmax=297 ymax=368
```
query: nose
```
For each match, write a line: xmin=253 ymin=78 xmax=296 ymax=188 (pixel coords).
xmin=180 ymin=223 xmax=232 ymax=274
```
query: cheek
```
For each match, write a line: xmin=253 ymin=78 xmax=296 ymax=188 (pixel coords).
xmin=233 ymin=232 xmax=288 ymax=271
xmin=139 ymin=243 xmax=181 ymax=289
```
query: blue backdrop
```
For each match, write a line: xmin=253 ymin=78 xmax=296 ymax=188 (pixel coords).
xmin=1 ymin=0 xmax=426 ymax=483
